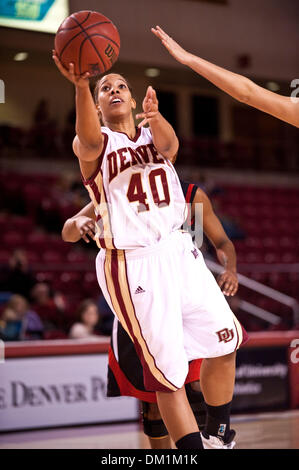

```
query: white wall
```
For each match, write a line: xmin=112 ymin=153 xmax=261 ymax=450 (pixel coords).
xmin=0 ymin=61 xmax=74 ymax=128
xmin=70 ymin=0 xmax=299 ymax=81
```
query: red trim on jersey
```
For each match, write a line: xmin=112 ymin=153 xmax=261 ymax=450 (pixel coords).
xmin=100 ymin=169 xmax=116 ymax=249
xmin=114 ymin=127 xmax=141 ymax=143
xmin=89 ymin=180 xmax=101 ymax=204
xmin=233 ymin=319 xmax=240 ymax=351
xmin=81 ymin=133 xmax=109 ymax=185
xmin=240 ymin=323 xmax=249 ymax=348
xmin=185 ymin=183 xmax=195 ymax=204
xmin=185 ymin=183 xmax=195 ymax=226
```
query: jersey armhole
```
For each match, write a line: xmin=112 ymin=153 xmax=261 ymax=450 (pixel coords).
xmin=81 ymin=133 xmax=109 ymax=186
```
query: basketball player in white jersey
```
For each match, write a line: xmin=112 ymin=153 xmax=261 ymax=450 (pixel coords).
xmin=152 ymin=26 xmax=299 ymax=128
xmin=62 ymin=180 xmax=241 ymax=449
xmin=53 ymin=50 xmax=246 ymax=449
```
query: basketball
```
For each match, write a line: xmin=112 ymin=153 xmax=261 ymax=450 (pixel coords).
xmin=54 ymin=10 xmax=120 ymax=76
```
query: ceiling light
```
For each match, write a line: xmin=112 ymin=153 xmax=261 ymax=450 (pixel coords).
xmin=145 ymin=68 xmax=160 ymax=78
xmin=14 ymin=52 xmax=29 ymax=62
xmin=266 ymin=81 xmax=280 ymax=92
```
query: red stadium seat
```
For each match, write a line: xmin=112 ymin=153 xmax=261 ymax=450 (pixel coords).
xmin=35 ymin=271 xmax=56 ymax=283
xmin=8 ymin=216 xmax=33 ymax=234
xmin=0 ymin=250 xmax=10 ymax=263
xmin=42 ymin=251 xmax=64 ymax=263
xmin=25 ymin=250 xmax=41 ymax=263
xmin=67 ymin=251 xmax=90 ymax=263
xmin=279 ymin=236 xmax=296 ymax=249
xmin=2 ymin=231 xmax=24 ymax=248
xmin=262 ymin=237 xmax=278 ymax=251
xmin=53 ymin=272 xmax=83 ymax=294
xmin=263 ymin=252 xmax=280 ymax=263
xmin=83 ymin=271 xmax=100 ymax=297
xmin=245 ymin=237 xmax=263 ymax=249
xmin=244 ymin=252 xmax=264 ymax=263
xmin=280 ymin=252 xmax=298 ymax=263
xmin=26 ymin=232 xmax=50 ymax=251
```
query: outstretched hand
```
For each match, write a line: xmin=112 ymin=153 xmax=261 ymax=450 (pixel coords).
xmin=52 ymin=50 xmax=90 ymax=88
xmin=136 ymin=86 xmax=159 ymax=128
xmin=151 ymin=25 xmax=190 ymax=65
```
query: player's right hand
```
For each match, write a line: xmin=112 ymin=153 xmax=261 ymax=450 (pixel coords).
xmin=75 ymin=216 xmax=96 ymax=243
xmin=151 ymin=26 xmax=190 ymax=65
xmin=52 ymin=50 xmax=90 ymax=88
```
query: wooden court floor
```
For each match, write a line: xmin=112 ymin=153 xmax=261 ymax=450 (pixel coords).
xmin=0 ymin=410 xmax=298 ymax=449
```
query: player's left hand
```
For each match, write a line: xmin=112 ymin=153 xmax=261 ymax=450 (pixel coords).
xmin=217 ymin=270 xmax=238 ymax=296
xmin=136 ymin=86 xmax=159 ymax=128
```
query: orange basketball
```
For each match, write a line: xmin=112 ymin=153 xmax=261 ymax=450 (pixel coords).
xmin=54 ymin=10 xmax=120 ymax=76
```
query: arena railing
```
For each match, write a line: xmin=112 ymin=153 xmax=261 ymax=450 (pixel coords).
xmin=206 ymin=259 xmax=299 ymax=327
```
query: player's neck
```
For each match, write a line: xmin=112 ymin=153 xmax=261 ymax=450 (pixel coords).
xmin=104 ymin=114 xmax=137 ymax=139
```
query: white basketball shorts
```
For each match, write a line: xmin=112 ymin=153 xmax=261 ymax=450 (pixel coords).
xmin=96 ymin=230 xmax=247 ymax=393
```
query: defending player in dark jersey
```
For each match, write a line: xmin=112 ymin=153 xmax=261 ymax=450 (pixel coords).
xmin=62 ymin=180 xmax=239 ymax=449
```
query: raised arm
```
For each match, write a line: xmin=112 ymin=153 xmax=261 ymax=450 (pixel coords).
xmin=152 ymin=26 xmax=299 ymax=128
xmin=52 ymin=51 xmax=104 ymax=178
xmin=62 ymin=201 xmax=96 ymax=243
xmin=193 ymin=188 xmax=238 ymax=296
xmin=136 ymin=86 xmax=179 ymax=162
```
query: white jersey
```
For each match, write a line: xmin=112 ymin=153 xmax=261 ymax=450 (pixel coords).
xmin=83 ymin=126 xmax=186 ymax=250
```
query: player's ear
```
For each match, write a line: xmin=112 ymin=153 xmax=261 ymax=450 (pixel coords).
xmin=131 ymin=98 xmax=136 ymax=110
xmin=96 ymin=104 xmax=103 ymax=124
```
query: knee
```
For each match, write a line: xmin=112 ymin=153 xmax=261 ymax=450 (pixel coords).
xmin=147 ymin=402 xmax=162 ymax=420
xmin=205 ymin=351 xmax=236 ymax=367
xmin=141 ymin=401 xmax=168 ymax=438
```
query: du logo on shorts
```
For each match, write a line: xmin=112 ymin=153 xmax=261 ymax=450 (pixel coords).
xmin=216 ymin=328 xmax=234 ymax=343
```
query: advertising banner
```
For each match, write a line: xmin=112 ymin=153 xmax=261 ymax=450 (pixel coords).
xmin=0 ymin=0 xmax=69 ymax=33
xmin=0 ymin=353 xmax=138 ymax=432
xmin=232 ymin=347 xmax=289 ymax=412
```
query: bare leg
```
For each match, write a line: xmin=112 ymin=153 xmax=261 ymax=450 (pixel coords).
xmin=156 ymin=386 xmax=199 ymax=443
xmin=200 ymin=352 xmax=236 ymax=405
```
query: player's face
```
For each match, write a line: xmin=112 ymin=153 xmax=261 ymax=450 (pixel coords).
xmin=96 ymin=74 xmax=136 ymax=121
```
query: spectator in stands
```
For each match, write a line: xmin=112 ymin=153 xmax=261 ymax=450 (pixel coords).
xmin=33 ymin=98 xmax=50 ymax=125
xmin=69 ymin=299 xmax=100 ymax=340
xmin=30 ymin=98 xmax=59 ymax=156
xmin=0 ymin=294 xmax=44 ymax=341
xmin=0 ymin=249 xmax=37 ymax=300
xmin=62 ymin=107 xmax=76 ymax=157
xmin=30 ymin=282 xmax=67 ymax=334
